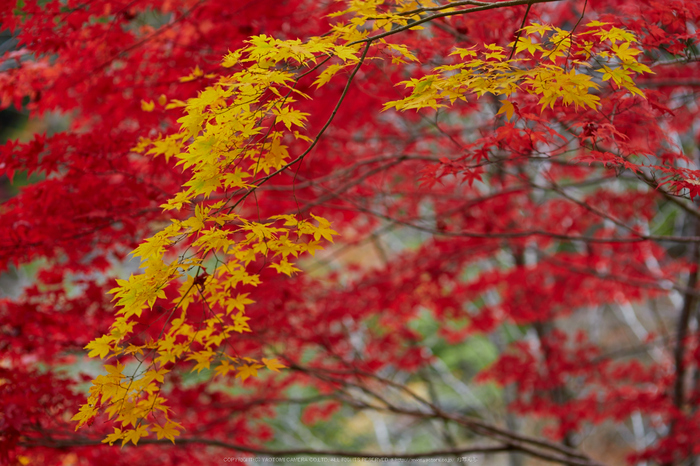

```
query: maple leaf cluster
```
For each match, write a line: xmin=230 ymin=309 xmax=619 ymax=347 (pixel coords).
xmin=1 ymin=0 xmax=700 ymax=465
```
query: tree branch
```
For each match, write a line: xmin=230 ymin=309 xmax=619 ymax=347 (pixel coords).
xmin=19 ymin=436 xmax=515 ymax=459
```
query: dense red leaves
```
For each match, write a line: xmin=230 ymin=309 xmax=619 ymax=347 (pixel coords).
xmin=2 ymin=0 xmax=700 ymax=465
xmin=0 ymin=368 xmax=84 ymax=464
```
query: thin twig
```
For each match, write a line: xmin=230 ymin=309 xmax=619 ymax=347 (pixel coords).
xmin=509 ymin=1 xmax=533 ymax=60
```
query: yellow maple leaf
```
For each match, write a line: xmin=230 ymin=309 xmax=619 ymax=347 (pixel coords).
xmin=152 ymin=421 xmax=182 ymax=444
xmin=270 ymin=259 xmax=302 ymax=276
xmin=102 ymin=428 xmax=125 ymax=446
xmin=236 ymin=363 xmax=264 ymax=382
xmin=104 ymin=361 xmax=126 ymax=378
xmin=214 ymin=359 xmax=234 ymax=377
xmin=186 ymin=350 xmax=214 ymax=373
xmin=71 ymin=402 xmax=98 ymax=430
xmin=263 ymin=358 xmax=286 ymax=372
xmin=497 ymin=100 xmax=515 ymax=120
xmin=273 ymin=106 xmax=310 ymax=130
xmin=225 ymin=293 xmax=255 ymax=314
xmin=85 ymin=335 xmax=114 ymax=359
xmin=121 ymin=424 xmax=149 ymax=447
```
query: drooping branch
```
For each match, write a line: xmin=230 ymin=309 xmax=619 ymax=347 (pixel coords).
xmin=290 ymin=364 xmax=604 ymax=466
xmin=19 ymin=436 xmax=514 ymax=460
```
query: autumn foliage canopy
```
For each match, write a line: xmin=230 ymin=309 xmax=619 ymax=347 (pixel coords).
xmin=1 ymin=0 xmax=700 ymax=464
